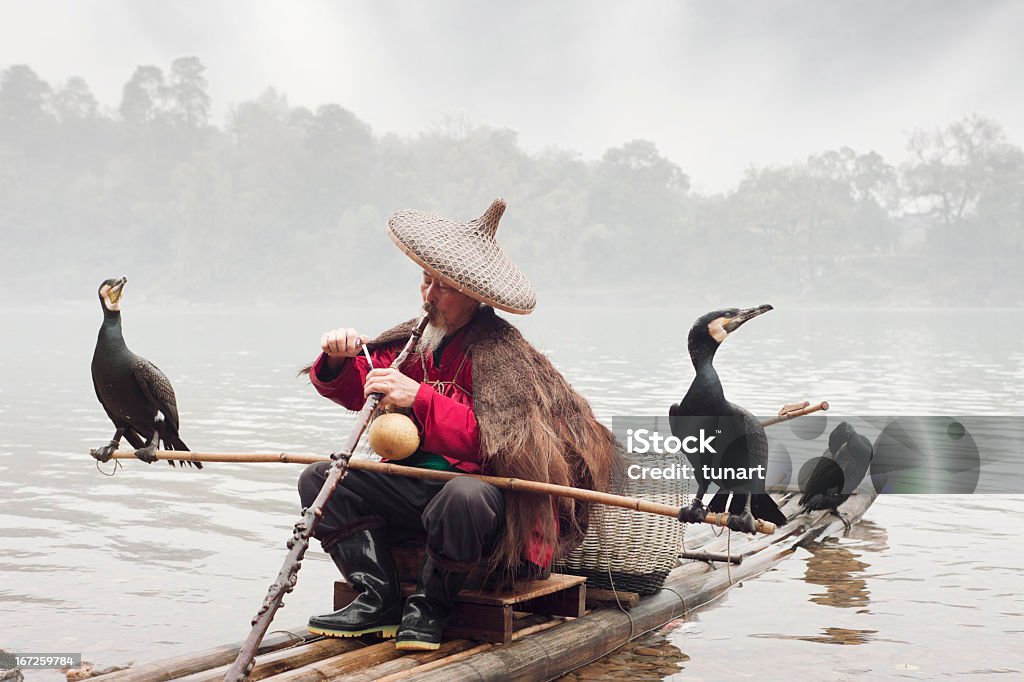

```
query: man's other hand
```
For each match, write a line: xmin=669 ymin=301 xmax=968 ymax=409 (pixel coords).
xmin=364 ymin=368 xmax=419 ymax=408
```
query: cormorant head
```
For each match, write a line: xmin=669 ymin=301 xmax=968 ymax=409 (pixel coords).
xmin=98 ymin=277 xmax=127 ymax=313
xmin=828 ymin=421 xmax=856 ymax=454
xmin=688 ymin=304 xmax=773 ymax=360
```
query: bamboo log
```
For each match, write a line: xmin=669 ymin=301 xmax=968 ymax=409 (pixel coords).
xmin=105 ymin=451 xmax=777 ymax=535
xmin=266 ymin=639 xmax=475 ymax=682
xmin=584 ymin=588 xmax=640 ymax=609
xmin=373 ymin=619 xmax=564 ymax=682
xmin=172 ymin=638 xmax=361 ymax=682
xmin=92 ymin=627 xmax=317 ymax=682
xmin=373 ymin=644 xmax=495 ymax=682
xmin=679 ymin=550 xmax=743 ymax=565
xmin=373 ymin=620 xmax=563 ymax=682
xmin=339 ymin=640 xmax=482 ymax=682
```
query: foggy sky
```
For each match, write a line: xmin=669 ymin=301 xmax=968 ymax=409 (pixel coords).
xmin=1 ymin=0 xmax=1021 ymax=192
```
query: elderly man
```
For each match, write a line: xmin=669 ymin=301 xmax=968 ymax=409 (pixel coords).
xmin=298 ymin=199 xmax=616 ymax=651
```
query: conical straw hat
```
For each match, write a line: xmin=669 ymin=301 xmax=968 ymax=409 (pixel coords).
xmin=387 ymin=198 xmax=536 ymax=314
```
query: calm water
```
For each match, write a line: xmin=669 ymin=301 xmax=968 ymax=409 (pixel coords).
xmin=1 ymin=303 xmax=1022 ymax=679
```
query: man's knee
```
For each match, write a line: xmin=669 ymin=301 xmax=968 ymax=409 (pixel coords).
xmin=423 ymin=477 xmax=504 ymax=531
xmin=298 ymin=461 xmax=331 ymax=507
xmin=421 ymin=477 xmax=505 ymax=565
xmin=437 ymin=477 xmax=503 ymax=514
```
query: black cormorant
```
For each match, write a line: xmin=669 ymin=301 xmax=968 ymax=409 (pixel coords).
xmin=90 ymin=277 xmax=199 ymax=468
xmin=799 ymin=421 xmax=873 ymax=525
xmin=669 ymin=305 xmax=786 ymax=532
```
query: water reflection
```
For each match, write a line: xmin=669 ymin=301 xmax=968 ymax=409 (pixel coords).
xmin=804 ymin=543 xmax=871 ymax=610
xmin=755 ymin=626 xmax=879 ymax=646
xmin=561 ymin=622 xmax=691 ymax=681
xmin=802 ymin=520 xmax=888 ymax=612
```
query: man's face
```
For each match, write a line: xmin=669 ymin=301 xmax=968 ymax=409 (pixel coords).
xmin=420 ymin=271 xmax=479 ymax=332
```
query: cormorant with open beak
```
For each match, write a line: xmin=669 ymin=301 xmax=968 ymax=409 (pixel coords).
xmin=669 ymin=305 xmax=786 ymax=533
xmin=90 ymin=277 xmax=199 ymax=468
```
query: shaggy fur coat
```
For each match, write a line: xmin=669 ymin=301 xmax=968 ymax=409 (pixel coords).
xmin=368 ymin=306 xmax=617 ymax=571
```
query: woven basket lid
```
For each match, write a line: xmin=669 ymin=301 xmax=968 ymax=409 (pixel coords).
xmin=387 ymin=198 xmax=536 ymax=314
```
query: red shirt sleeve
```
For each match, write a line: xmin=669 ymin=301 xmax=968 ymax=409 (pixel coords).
xmin=309 ymin=347 xmax=398 ymax=411
xmin=309 ymin=345 xmax=481 ymax=465
xmin=412 ymin=383 xmax=482 ymax=463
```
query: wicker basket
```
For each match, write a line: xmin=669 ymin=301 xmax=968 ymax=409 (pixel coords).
xmin=555 ymin=453 xmax=688 ymax=595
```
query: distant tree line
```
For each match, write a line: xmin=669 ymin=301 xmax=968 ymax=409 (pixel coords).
xmin=2 ymin=58 xmax=1021 ymax=306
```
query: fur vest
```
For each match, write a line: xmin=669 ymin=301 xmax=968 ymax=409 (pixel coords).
xmin=369 ymin=306 xmax=617 ymax=570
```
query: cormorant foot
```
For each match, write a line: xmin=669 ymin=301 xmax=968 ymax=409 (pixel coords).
xmin=90 ymin=441 xmax=119 ymax=462
xmin=831 ymin=510 xmax=852 ymax=531
xmin=134 ymin=444 xmax=158 ymax=463
xmin=678 ymin=500 xmax=707 ymax=524
xmin=727 ymin=511 xmax=758 ymax=534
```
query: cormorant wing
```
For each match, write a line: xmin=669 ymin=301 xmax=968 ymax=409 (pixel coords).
xmin=836 ymin=431 xmax=874 ymax=494
xmin=800 ymin=454 xmax=844 ymax=507
xmin=131 ymin=356 xmax=181 ymax=430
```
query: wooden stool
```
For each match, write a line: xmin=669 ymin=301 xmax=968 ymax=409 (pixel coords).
xmin=332 ymin=547 xmax=586 ymax=644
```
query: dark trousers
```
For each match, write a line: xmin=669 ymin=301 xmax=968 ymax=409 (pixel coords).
xmin=298 ymin=462 xmax=505 ymax=568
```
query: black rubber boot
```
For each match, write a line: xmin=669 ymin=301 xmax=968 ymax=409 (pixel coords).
xmin=394 ymin=556 xmax=469 ymax=651
xmin=307 ymin=528 xmax=402 ymax=639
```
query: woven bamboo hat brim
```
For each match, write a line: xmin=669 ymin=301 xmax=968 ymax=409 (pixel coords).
xmin=387 ymin=198 xmax=536 ymax=314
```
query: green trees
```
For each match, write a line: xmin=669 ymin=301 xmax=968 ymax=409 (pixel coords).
xmin=1 ymin=58 xmax=1021 ymax=307
xmin=900 ymin=115 xmax=1024 ymax=303
xmin=729 ymin=148 xmax=898 ymax=297
xmin=167 ymin=57 xmax=211 ymax=129
xmin=903 ymin=115 xmax=1022 ymax=254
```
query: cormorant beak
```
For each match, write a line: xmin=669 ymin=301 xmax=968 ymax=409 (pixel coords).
xmin=108 ymin=277 xmax=127 ymax=304
xmin=724 ymin=304 xmax=772 ymax=333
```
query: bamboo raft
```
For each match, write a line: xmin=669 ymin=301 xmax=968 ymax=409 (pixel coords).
xmin=92 ymin=488 xmax=875 ymax=682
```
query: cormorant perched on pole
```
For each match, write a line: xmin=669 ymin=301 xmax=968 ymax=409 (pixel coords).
xmin=669 ymin=305 xmax=785 ymax=533
xmin=90 ymin=277 xmax=199 ymax=468
xmin=799 ymin=421 xmax=873 ymax=526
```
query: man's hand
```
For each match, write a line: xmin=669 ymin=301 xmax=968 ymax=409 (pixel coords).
xmin=364 ymin=368 xmax=420 ymax=408
xmin=320 ymin=328 xmax=370 ymax=373
xmin=322 ymin=328 xmax=370 ymax=358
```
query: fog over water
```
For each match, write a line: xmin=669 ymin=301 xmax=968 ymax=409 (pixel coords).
xmin=3 ymin=1 xmax=1024 ymax=192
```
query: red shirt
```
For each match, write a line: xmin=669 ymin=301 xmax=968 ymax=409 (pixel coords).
xmin=309 ymin=324 xmax=481 ymax=473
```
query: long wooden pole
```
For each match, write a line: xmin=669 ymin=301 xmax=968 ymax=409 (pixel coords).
xmin=106 ymin=451 xmax=777 ymax=536
xmin=223 ymin=315 xmax=429 ymax=682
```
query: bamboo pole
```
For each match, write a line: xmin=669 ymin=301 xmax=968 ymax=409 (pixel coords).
xmin=102 ymin=396 xmax=829 ymax=469
xmin=760 ymin=400 xmax=829 ymax=427
xmin=106 ymin=450 xmax=776 ymax=535
xmin=223 ymin=315 xmax=430 ymax=682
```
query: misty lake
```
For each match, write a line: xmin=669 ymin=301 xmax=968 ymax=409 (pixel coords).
xmin=1 ymin=302 xmax=1022 ymax=679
